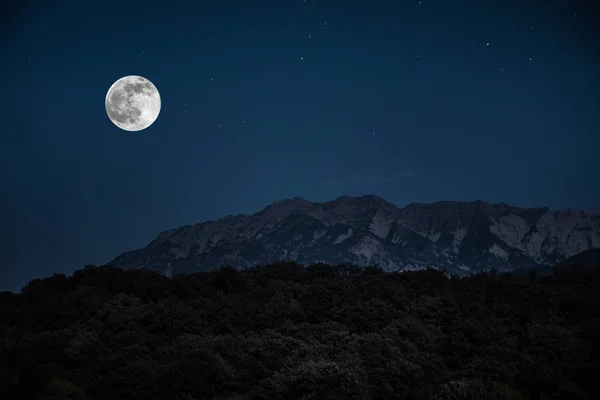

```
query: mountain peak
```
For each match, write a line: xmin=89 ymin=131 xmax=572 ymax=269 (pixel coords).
xmin=331 ymin=194 xmax=397 ymax=208
xmin=275 ymin=196 xmax=310 ymax=205
xmin=111 ymin=195 xmax=600 ymax=277
xmin=333 ymin=194 xmax=385 ymax=202
xmin=263 ymin=196 xmax=313 ymax=212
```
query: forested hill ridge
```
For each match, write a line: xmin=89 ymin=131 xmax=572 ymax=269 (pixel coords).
xmin=1 ymin=261 xmax=599 ymax=399
xmin=111 ymin=195 xmax=600 ymax=277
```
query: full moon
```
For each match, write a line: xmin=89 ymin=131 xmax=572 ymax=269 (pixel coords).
xmin=105 ymin=75 xmax=161 ymax=131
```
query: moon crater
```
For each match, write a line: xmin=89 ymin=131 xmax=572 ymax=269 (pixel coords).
xmin=105 ymin=75 xmax=161 ymax=131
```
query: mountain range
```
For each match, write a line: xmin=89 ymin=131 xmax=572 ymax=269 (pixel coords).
xmin=111 ymin=195 xmax=600 ymax=277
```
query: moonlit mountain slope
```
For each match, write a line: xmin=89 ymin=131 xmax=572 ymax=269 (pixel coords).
xmin=111 ymin=195 xmax=600 ymax=277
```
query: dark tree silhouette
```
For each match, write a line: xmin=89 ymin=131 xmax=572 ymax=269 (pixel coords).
xmin=1 ymin=261 xmax=599 ymax=399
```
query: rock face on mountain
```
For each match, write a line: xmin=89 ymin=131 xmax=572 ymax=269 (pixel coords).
xmin=111 ymin=195 xmax=600 ymax=277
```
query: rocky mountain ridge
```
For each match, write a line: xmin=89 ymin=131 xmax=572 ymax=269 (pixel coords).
xmin=111 ymin=195 xmax=600 ymax=277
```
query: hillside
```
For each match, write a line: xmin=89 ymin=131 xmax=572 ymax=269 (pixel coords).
xmin=555 ymin=248 xmax=600 ymax=269
xmin=1 ymin=262 xmax=599 ymax=399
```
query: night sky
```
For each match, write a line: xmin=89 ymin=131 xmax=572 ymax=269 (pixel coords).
xmin=1 ymin=0 xmax=599 ymax=292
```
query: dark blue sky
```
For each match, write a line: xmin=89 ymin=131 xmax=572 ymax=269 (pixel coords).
xmin=1 ymin=0 xmax=598 ymax=291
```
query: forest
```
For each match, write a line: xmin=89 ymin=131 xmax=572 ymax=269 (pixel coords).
xmin=0 ymin=261 xmax=598 ymax=400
